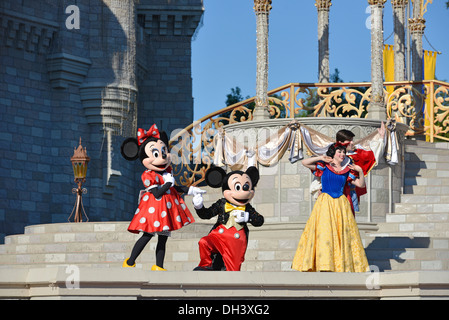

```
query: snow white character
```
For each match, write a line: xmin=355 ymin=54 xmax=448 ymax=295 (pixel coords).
xmin=292 ymin=142 xmax=369 ymax=272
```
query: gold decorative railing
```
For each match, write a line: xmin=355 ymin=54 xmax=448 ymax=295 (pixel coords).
xmin=169 ymin=80 xmax=449 ymax=186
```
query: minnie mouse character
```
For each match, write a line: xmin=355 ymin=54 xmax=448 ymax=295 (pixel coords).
xmin=121 ymin=124 xmax=204 ymax=270
xmin=192 ymin=166 xmax=264 ymax=271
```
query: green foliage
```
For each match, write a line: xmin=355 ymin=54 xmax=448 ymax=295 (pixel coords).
xmin=225 ymin=87 xmax=248 ymax=106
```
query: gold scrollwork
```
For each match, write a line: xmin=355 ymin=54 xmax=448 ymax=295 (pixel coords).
xmin=170 ymin=80 xmax=449 ymax=185
xmin=433 ymin=84 xmax=449 ymax=137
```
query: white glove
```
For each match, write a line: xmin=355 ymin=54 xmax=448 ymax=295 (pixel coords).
xmin=162 ymin=173 xmax=175 ymax=187
xmin=233 ymin=210 xmax=249 ymax=223
xmin=188 ymin=186 xmax=207 ymax=196
xmin=192 ymin=193 xmax=204 ymax=209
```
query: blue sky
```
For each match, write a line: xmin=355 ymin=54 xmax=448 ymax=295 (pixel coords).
xmin=191 ymin=0 xmax=449 ymax=120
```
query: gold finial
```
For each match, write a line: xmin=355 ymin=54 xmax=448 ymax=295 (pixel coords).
xmin=254 ymin=0 xmax=272 ymax=13
xmin=367 ymin=0 xmax=387 ymax=6
xmin=315 ymin=0 xmax=332 ymax=10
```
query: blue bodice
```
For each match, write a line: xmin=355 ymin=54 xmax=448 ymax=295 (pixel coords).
xmin=315 ymin=162 xmax=356 ymax=199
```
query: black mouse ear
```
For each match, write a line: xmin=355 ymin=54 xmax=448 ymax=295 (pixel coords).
xmin=245 ymin=166 xmax=259 ymax=187
xmin=205 ymin=166 xmax=227 ymax=188
xmin=159 ymin=131 xmax=169 ymax=148
xmin=121 ymin=138 xmax=139 ymax=161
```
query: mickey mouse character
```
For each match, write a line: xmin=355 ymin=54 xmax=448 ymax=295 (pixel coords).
xmin=192 ymin=166 xmax=264 ymax=271
xmin=121 ymin=124 xmax=204 ymax=270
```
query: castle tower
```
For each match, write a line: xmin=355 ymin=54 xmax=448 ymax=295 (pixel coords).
xmin=136 ymin=0 xmax=204 ymax=133
xmin=79 ymin=0 xmax=138 ymax=137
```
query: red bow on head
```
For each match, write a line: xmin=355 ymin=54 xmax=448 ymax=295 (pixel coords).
xmin=335 ymin=141 xmax=350 ymax=148
xmin=137 ymin=124 xmax=160 ymax=145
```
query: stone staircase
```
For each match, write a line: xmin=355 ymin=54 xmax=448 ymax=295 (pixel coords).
xmin=0 ymin=140 xmax=448 ymax=273
xmin=0 ymin=221 xmax=209 ymax=271
xmin=0 ymin=220 xmax=377 ymax=272
xmin=364 ymin=140 xmax=449 ymax=271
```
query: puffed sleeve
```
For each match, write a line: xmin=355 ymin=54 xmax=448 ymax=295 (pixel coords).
xmin=312 ymin=161 xmax=326 ymax=177
xmin=141 ymin=170 xmax=159 ymax=189
xmin=348 ymin=169 xmax=359 ymax=183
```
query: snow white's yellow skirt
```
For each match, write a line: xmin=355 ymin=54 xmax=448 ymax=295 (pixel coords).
xmin=292 ymin=193 xmax=369 ymax=272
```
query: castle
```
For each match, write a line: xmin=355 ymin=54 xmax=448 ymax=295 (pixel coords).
xmin=0 ymin=0 xmax=204 ymax=241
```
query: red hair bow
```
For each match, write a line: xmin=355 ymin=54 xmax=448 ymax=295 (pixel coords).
xmin=137 ymin=124 xmax=160 ymax=145
xmin=335 ymin=141 xmax=350 ymax=148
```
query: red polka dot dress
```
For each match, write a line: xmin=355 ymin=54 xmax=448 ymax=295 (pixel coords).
xmin=128 ymin=170 xmax=195 ymax=235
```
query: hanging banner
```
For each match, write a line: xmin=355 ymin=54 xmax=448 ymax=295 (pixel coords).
xmin=383 ymin=44 xmax=395 ymax=95
xmin=424 ymin=50 xmax=438 ymax=141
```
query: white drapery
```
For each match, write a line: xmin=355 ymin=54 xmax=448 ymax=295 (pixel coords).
xmin=213 ymin=120 xmax=398 ymax=170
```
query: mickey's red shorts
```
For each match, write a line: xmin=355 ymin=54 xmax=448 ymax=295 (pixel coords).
xmin=198 ymin=225 xmax=247 ymax=271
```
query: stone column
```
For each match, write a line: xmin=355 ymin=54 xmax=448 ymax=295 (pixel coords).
xmin=253 ymin=0 xmax=272 ymax=121
xmin=367 ymin=0 xmax=387 ymax=121
xmin=409 ymin=0 xmax=425 ymax=82
xmin=316 ymin=0 xmax=332 ymax=83
xmin=391 ymin=0 xmax=408 ymax=81
xmin=409 ymin=0 xmax=426 ymax=130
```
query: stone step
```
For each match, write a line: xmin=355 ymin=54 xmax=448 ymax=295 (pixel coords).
xmin=375 ymin=223 xmax=449 ymax=238
xmin=385 ymin=212 xmax=449 ymax=223
xmin=368 ymin=258 xmax=449 ymax=271
xmin=0 ymin=222 xmax=306 ymax=270
xmin=365 ymin=247 xmax=449 ymax=261
xmin=404 ymin=148 xmax=449 ymax=159
xmin=4 ymin=222 xmax=214 ymax=246
xmin=404 ymin=160 xmax=438 ymax=170
xmin=404 ymin=168 xmax=449 ymax=179
xmin=404 ymin=148 xmax=449 ymax=163
xmin=2 ymin=236 xmax=448 ymax=272
xmin=1 ymin=220 xmax=447 ymax=272
xmin=364 ymin=235 xmax=449 ymax=250
xmin=403 ymin=184 xmax=449 ymax=195
xmin=0 ymin=238 xmax=300 ymax=271
xmin=364 ymin=236 xmax=449 ymax=271
xmin=2 ymin=239 xmax=447 ymax=274
xmin=0 ymin=221 xmax=375 ymax=248
xmin=399 ymin=194 xmax=449 ymax=204
xmin=404 ymin=176 xmax=449 ymax=187
xmin=394 ymin=202 xmax=449 ymax=214
xmin=21 ymin=221 xmax=213 ymax=236
xmin=0 ymin=235 xmax=302 ymax=259
xmin=404 ymin=139 xmax=449 ymax=149
xmin=405 ymin=149 xmax=449 ymax=159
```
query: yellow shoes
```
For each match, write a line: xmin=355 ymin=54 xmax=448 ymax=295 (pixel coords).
xmin=122 ymin=258 xmax=135 ymax=267
xmin=151 ymin=264 xmax=166 ymax=271
xmin=123 ymin=259 xmax=166 ymax=271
